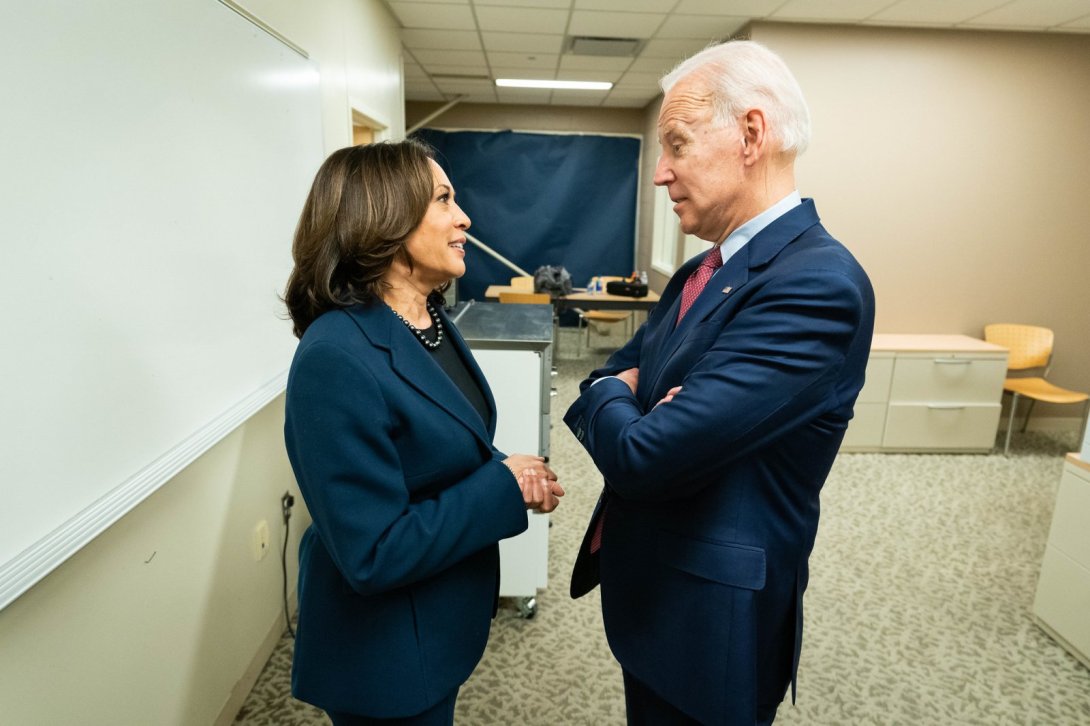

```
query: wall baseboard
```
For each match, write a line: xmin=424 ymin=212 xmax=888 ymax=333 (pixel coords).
xmin=215 ymin=592 xmax=297 ymax=726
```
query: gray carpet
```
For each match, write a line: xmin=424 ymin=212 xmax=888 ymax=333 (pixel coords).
xmin=235 ymin=326 xmax=1090 ymax=725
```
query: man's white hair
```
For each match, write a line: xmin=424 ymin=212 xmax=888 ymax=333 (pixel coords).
xmin=661 ymin=40 xmax=811 ymax=156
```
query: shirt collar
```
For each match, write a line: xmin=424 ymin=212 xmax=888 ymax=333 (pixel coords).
xmin=717 ymin=190 xmax=802 ymax=266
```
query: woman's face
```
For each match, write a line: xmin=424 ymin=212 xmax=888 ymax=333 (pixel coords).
xmin=402 ymin=159 xmax=471 ymax=286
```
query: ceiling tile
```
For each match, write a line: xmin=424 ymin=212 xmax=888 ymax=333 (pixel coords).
xmin=475 ymin=6 xmax=570 ymax=33
xmin=481 ymin=31 xmax=565 ymax=53
xmin=405 ymin=89 xmax=447 ymax=101
xmin=965 ymin=0 xmax=1090 ymax=28
xmin=770 ymin=0 xmax=896 ymax=22
xmin=611 ymin=84 xmax=661 ymax=98
xmin=402 ymin=0 xmax=1090 ymax=107
xmin=433 ymin=80 xmax=496 ymax=94
xmin=558 ymin=54 xmax=634 ymax=71
xmin=656 ymin=14 xmax=748 ymax=39
xmin=490 ymin=67 xmax=557 ymax=80
xmin=627 ymin=55 xmax=681 ymax=75
xmin=674 ymin=0 xmax=781 ymax=15
xmin=869 ymin=0 xmax=1011 ymax=25
xmin=387 ymin=2 xmax=477 ymax=29
xmin=616 ymin=70 xmax=666 ymax=85
xmin=437 ymin=91 xmax=499 ymax=103
xmin=411 ymin=48 xmax=488 ymax=67
xmin=576 ymin=0 xmax=677 ymax=11
xmin=401 ymin=28 xmax=483 ymax=51
xmin=552 ymin=67 xmax=624 ymax=82
xmin=474 ymin=0 xmax=569 ymax=7
xmin=569 ymin=10 xmax=667 ymax=38
xmin=417 ymin=64 xmax=492 ymax=77
xmin=487 ymin=51 xmax=560 ymax=69
xmin=640 ymin=38 xmax=709 ymax=58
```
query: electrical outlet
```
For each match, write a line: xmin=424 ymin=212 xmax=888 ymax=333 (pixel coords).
xmin=281 ymin=491 xmax=295 ymax=523
xmin=251 ymin=519 xmax=270 ymax=561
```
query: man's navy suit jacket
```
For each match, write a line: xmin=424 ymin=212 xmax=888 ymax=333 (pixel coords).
xmin=565 ymin=200 xmax=875 ymax=724
xmin=284 ymin=301 xmax=528 ymax=718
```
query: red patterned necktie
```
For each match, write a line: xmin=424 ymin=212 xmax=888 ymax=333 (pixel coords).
xmin=676 ymin=245 xmax=724 ymax=324
xmin=590 ymin=501 xmax=606 ymax=553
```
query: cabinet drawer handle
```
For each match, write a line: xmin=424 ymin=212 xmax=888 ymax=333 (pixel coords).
xmin=932 ymin=358 xmax=972 ymax=365
xmin=927 ymin=404 xmax=966 ymax=410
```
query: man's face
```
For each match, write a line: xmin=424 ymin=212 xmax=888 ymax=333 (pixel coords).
xmin=653 ymin=74 xmax=747 ymax=244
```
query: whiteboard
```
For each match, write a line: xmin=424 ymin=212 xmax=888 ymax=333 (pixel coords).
xmin=0 ymin=0 xmax=324 ymax=609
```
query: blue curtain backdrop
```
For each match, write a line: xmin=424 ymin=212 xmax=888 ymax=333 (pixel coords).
xmin=415 ymin=129 xmax=640 ymax=305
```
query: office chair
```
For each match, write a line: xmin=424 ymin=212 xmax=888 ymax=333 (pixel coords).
xmin=983 ymin=323 xmax=1090 ymax=455
xmin=574 ymin=276 xmax=633 ymax=357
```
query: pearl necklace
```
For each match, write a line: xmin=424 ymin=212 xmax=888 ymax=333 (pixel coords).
xmin=388 ymin=300 xmax=444 ymax=350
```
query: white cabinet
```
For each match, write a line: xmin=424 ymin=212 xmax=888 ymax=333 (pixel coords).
xmin=1033 ymin=454 xmax=1090 ymax=669
xmin=842 ymin=335 xmax=1008 ymax=453
xmin=841 ymin=352 xmax=893 ymax=450
xmin=453 ymin=302 xmax=553 ymax=605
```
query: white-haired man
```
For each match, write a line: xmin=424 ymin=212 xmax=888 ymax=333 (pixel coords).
xmin=566 ymin=40 xmax=875 ymax=725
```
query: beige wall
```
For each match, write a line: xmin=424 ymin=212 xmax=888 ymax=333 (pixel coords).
xmin=750 ymin=22 xmax=1090 ymax=417
xmin=0 ymin=2 xmax=404 ymax=723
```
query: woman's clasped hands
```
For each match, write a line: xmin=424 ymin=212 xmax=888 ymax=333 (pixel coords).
xmin=502 ymin=454 xmax=564 ymax=513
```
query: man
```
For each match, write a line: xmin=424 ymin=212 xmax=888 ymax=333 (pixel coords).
xmin=564 ymin=40 xmax=875 ymax=725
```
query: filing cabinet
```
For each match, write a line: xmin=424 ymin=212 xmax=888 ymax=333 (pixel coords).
xmin=842 ymin=335 xmax=1008 ymax=453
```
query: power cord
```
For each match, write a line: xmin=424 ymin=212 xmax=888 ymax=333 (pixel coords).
xmin=280 ymin=491 xmax=296 ymax=638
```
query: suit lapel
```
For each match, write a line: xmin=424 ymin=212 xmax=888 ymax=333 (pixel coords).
xmin=638 ymin=254 xmax=700 ymax=383
xmin=345 ymin=303 xmax=494 ymax=449
xmin=642 ymin=200 xmax=823 ymax=399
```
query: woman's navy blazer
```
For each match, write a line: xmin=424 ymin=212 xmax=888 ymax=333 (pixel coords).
xmin=284 ymin=301 xmax=528 ymax=718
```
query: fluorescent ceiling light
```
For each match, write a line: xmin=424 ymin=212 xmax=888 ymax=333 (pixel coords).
xmin=495 ymin=78 xmax=613 ymax=91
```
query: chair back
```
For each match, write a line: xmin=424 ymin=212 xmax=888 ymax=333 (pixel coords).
xmin=509 ymin=276 xmax=535 ymax=292
xmin=983 ymin=323 xmax=1053 ymax=371
xmin=499 ymin=291 xmax=551 ymax=305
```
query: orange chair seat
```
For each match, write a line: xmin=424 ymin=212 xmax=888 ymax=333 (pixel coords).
xmin=582 ymin=310 xmax=630 ymax=323
xmin=1004 ymin=377 xmax=1090 ymax=404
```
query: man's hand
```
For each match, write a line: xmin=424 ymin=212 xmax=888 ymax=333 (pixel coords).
xmin=617 ymin=367 xmax=639 ymax=394
xmin=655 ymin=385 xmax=682 ymax=407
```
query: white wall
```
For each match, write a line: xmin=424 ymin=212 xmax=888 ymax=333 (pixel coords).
xmin=0 ymin=2 xmax=404 ymax=724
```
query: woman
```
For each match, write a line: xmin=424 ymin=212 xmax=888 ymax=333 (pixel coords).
xmin=283 ymin=139 xmax=562 ymax=725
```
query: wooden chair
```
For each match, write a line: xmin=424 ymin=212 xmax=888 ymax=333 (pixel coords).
xmin=509 ymin=275 xmax=535 ymax=292
xmin=575 ymin=276 xmax=633 ymax=356
xmin=983 ymin=323 xmax=1090 ymax=455
xmin=498 ymin=291 xmax=551 ymax=305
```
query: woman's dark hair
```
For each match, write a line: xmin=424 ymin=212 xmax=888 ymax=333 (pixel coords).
xmin=284 ymin=138 xmax=437 ymax=338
